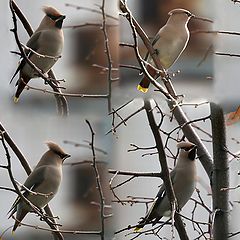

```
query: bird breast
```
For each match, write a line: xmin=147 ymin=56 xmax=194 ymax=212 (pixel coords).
xmin=152 ymin=25 xmax=189 ymax=69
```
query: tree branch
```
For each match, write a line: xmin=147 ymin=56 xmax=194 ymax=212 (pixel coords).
xmin=144 ymin=99 xmax=189 ymax=240
xmin=210 ymin=102 xmax=229 ymax=240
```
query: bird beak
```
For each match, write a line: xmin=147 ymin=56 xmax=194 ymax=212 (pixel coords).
xmin=192 ymin=15 xmax=213 ymax=23
xmin=63 ymin=154 xmax=71 ymax=162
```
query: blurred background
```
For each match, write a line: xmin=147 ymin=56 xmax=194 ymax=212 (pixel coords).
xmin=0 ymin=0 xmax=240 ymax=239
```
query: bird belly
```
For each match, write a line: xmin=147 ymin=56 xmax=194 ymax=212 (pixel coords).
xmin=155 ymin=178 xmax=195 ymax=218
xmin=176 ymin=182 xmax=195 ymax=209
xmin=21 ymin=169 xmax=61 ymax=211
xmin=22 ymin=54 xmax=59 ymax=79
xmin=158 ymin=38 xmax=187 ymax=69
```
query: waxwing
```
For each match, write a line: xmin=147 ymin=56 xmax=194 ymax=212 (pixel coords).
xmin=11 ymin=6 xmax=65 ymax=102
xmin=8 ymin=141 xmax=70 ymax=232
xmin=137 ymin=9 xmax=194 ymax=93
xmin=135 ymin=142 xmax=197 ymax=231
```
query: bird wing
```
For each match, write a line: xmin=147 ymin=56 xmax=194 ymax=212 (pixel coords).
xmin=10 ymin=31 xmax=41 ymax=84
xmin=25 ymin=31 xmax=41 ymax=52
xmin=22 ymin=166 xmax=47 ymax=191
xmin=8 ymin=166 xmax=47 ymax=217
xmin=134 ymin=169 xmax=177 ymax=231
xmin=147 ymin=169 xmax=177 ymax=221
xmin=143 ymin=33 xmax=161 ymax=66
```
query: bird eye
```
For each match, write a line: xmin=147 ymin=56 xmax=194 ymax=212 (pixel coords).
xmin=181 ymin=147 xmax=192 ymax=151
xmin=47 ymin=14 xmax=59 ymax=21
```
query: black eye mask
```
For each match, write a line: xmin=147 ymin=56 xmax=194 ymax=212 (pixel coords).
xmin=47 ymin=14 xmax=59 ymax=21
xmin=181 ymin=146 xmax=193 ymax=151
xmin=188 ymin=147 xmax=197 ymax=161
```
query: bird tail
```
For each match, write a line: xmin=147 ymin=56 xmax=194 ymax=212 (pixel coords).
xmin=8 ymin=196 xmax=20 ymax=218
xmin=134 ymin=226 xmax=142 ymax=232
xmin=137 ymin=64 xmax=157 ymax=93
xmin=134 ymin=218 xmax=148 ymax=232
xmin=14 ymin=77 xmax=30 ymax=103
xmin=12 ymin=208 xmax=28 ymax=232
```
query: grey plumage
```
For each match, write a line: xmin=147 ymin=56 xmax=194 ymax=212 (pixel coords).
xmin=135 ymin=142 xmax=197 ymax=231
xmin=8 ymin=141 xmax=70 ymax=232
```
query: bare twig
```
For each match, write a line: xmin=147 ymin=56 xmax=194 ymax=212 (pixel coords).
xmin=63 ymin=140 xmax=107 ymax=155
xmin=86 ymin=120 xmax=106 ymax=240
xmin=100 ymin=0 xmax=113 ymax=112
xmin=65 ymin=3 xmax=118 ymax=21
xmin=144 ymin=99 xmax=189 ymax=240
xmin=108 ymin=169 xmax=162 ymax=178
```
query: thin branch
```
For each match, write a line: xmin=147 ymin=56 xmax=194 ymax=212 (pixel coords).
xmin=108 ymin=169 xmax=162 ymax=178
xmin=100 ymin=0 xmax=113 ymax=112
xmin=86 ymin=120 xmax=106 ymax=240
xmin=12 ymin=216 xmax=101 ymax=235
xmin=106 ymin=106 xmax=145 ymax=134
xmin=215 ymin=52 xmax=240 ymax=58
xmin=63 ymin=140 xmax=107 ymax=155
xmin=65 ymin=3 xmax=118 ymax=21
xmin=144 ymin=99 xmax=189 ymax=240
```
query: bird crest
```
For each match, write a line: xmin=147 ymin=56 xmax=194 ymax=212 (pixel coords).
xmin=42 ymin=6 xmax=62 ymax=17
xmin=168 ymin=9 xmax=192 ymax=16
xmin=177 ymin=141 xmax=196 ymax=149
xmin=45 ymin=141 xmax=66 ymax=155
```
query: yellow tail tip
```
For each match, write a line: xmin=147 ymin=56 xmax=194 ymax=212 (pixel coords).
xmin=134 ymin=227 xmax=142 ymax=232
xmin=12 ymin=230 xmax=15 ymax=235
xmin=137 ymin=85 xmax=148 ymax=93
xmin=13 ymin=97 xmax=19 ymax=103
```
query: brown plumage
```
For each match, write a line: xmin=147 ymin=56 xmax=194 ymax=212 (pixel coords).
xmin=45 ymin=141 xmax=68 ymax=157
xmin=42 ymin=6 xmax=62 ymax=17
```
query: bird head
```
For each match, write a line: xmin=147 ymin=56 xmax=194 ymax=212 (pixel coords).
xmin=42 ymin=6 xmax=66 ymax=29
xmin=177 ymin=142 xmax=197 ymax=161
xmin=46 ymin=141 xmax=71 ymax=163
xmin=168 ymin=9 xmax=194 ymax=19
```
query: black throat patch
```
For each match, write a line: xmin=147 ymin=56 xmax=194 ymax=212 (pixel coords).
xmin=188 ymin=147 xmax=197 ymax=161
xmin=55 ymin=19 xmax=63 ymax=29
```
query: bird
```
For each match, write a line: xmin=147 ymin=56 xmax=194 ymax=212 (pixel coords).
xmin=10 ymin=6 xmax=66 ymax=102
xmin=137 ymin=9 xmax=194 ymax=93
xmin=134 ymin=142 xmax=197 ymax=231
xmin=8 ymin=141 xmax=71 ymax=232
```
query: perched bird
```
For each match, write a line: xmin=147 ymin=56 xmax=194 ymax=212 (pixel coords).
xmin=135 ymin=142 xmax=197 ymax=231
xmin=8 ymin=142 xmax=71 ymax=232
xmin=10 ymin=6 xmax=65 ymax=102
xmin=137 ymin=9 xmax=194 ymax=93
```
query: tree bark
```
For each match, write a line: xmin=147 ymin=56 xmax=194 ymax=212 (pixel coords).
xmin=210 ymin=102 xmax=229 ymax=240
